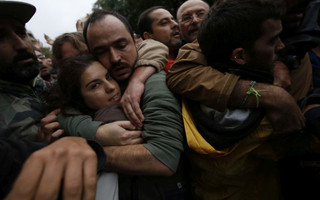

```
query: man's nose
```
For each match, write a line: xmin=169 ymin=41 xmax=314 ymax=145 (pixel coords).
xmin=110 ymin=48 xmax=121 ymax=63
xmin=276 ymin=38 xmax=285 ymax=53
xmin=11 ymin=33 xmax=29 ymax=51
xmin=171 ymin=19 xmax=179 ymax=28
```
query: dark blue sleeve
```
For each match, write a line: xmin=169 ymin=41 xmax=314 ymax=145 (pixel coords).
xmin=0 ymin=139 xmax=46 ymax=199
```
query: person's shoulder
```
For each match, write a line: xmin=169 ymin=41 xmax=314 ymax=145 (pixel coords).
xmin=180 ymin=39 xmax=201 ymax=52
xmin=137 ymin=39 xmax=168 ymax=51
xmin=144 ymin=71 xmax=176 ymax=99
xmin=146 ymin=71 xmax=166 ymax=84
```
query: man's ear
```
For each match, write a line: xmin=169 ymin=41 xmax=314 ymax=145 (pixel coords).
xmin=231 ymin=48 xmax=248 ymax=65
xmin=143 ymin=32 xmax=153 ymax=40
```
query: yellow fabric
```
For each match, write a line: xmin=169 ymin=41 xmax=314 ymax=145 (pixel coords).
xmin=290 ymin=53 xmax=313 ymax=101
xmin=182 ymin=99 xmax=235 ymax=157
xmin=181 ymin=98 xmax=320 ymax=200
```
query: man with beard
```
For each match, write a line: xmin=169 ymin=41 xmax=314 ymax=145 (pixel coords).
xmin=0 ymin=1 xmax=46 ymax=141
xmin=137 ymin=6 xmax=182 ymax=72
xmin=173 ymin=0 xmax=320 ymax=199
xmin=34 ymin=49 xmax=55 ymax=83
xmin=177 ymin=0 xmax=210 ymax=43
xmin=57 ymin=10 xmax=188 ymax=199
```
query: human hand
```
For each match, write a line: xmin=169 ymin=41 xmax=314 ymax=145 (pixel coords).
xmin=273 ymin=61 xmax=291 ymax=91
xmin=38 ymin=109 xmax=64 ymax=143
xmin=120 ymin=80 xmax=145 ymax=128
xmin=5 ymin=137 xmax=98 ymax=200
xmin=95 ymin=121 xmax=143 ymax=146
xmin=265 ymin=87 xmax=305 ymax=134
xmin=76 ymin=20 xmax=84 ymax=33
xmin=44 ymin=34 xmax=54 ymax=45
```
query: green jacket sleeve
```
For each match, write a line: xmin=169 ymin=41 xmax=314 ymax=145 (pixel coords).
xmin=141 ymin=71 xmax=184 ymax=172
xmin=57 ymin=113 xmax=103 ymax=140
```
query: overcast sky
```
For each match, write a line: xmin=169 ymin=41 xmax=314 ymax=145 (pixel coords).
xmin=16 ymin=0 xmax=96 ymax=47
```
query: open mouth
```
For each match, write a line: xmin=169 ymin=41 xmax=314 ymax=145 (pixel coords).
xmin=172 ymin=30 xmax=180 ymax=38
xmin=110 ymin=93 xmax=120 ymax=102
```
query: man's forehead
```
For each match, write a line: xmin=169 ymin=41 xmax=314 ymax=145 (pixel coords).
xmin=150 ymin=8 xmax=172 ymax=20
xmin=0 ymin=17 xmax=24 ymax=26
xmin=0 ymin=18 xmax=25 ymax=30
xmin=260 ymin=18 xmax=282 ymax=38
xmin=178 ymin=0 xmax=209 ymax=18
xmin=87 ymin=15 xmax=133 ymax=49
xmin=88 ymin=15 xmax=125 ymax=31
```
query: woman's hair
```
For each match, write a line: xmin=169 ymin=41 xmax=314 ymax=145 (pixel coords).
xmin=46 ymin=54 xmax=97 ymax=116
xmin=52 ymin=32 xmax=88 ymax=68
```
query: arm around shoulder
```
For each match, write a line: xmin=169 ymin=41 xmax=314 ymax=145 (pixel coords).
xmin=136 ymin=39 xmax=168 ymax=72
xmin=166 ymin=40 xmax=239 ymax=110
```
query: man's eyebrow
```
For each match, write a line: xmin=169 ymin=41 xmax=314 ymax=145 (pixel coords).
xmin=113 ymin=37 xmax=127 ymax=44
xmin=92 ymin=37 xmax=127 ymax=52
xmin=92 ymin=45 xmax=107 ymax=53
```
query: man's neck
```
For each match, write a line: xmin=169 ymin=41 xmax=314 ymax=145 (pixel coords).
xmin=169 ymin=47 xmax=178 ymax=60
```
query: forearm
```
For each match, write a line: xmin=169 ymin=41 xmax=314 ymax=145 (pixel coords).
xmin=228 ymin=80 xmax=290 ymax=109
xmin=103 ymin=144 xmax=173 ymax=176
xmin=57 ymin=113 xmax=102 ymax=140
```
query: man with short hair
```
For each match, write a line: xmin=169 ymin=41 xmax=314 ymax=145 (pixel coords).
xmin=0 ymin=2 xmax=106 ymax=199
xmin=59 ymin=9 xmax=187 ymax=199
xmin=168 ymin=0 xmax=320 ymax=199
xmin=38 ymin=56 xmax=55 ymax=83
xmin=0 ymin=1 xmax=45 ymax=141
xmin=138 ymin=6 xmax=181 ymax=72
xmin=177 ymin=0 xmax=210 ymax=43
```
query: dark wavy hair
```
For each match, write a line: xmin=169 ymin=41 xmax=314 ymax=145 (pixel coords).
xmin=46 ymin=54 xmax=98 ymax=116
xmin=198 ymin=0 xmax=285 ymax=65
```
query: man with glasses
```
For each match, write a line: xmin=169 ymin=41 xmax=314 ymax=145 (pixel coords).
xmin=34 ymin=49 xmax=55 ymax=83
xmin=177 ymin=0 xmax=209 ymax=43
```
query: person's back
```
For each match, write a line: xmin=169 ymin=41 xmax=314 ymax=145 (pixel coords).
xmin=175 ymin=0 xmax=320 ymax=199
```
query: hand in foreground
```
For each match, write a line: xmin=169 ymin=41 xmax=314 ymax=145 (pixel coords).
xmin=38 ymin=109 xmax=64 ymax=143
xmin=95 ymin=121 xmax=143 ymax=146
xmin=5 ymin=137 xmax=98 ymax=200
xmin=121 ymin=80 xmax=145 ymax=128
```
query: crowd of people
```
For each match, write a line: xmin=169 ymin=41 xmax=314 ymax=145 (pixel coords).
xmin=1 ymin=0 xmax=320 ymax=199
